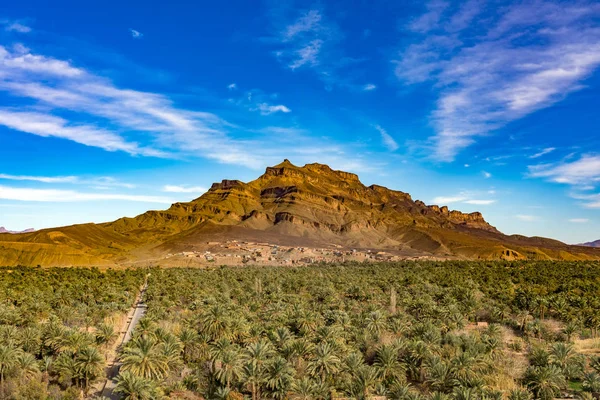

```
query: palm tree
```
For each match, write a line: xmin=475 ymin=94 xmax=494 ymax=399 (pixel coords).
xmin=178 ymin=327 xmax=199 ymax=363
xmin=120 ymin=336 xmax=169 ymax=380
xmin=19 ymin=326 xmax=42 ymax=355
xmin=351 ymin=365 xmax=378 ymax=400
xmin=291 ymin=377 xmax=316 ymax=400
xmin=592 ymin=356 xmax=600 ymax=374
xmin=307 ymin=342 xmax=340 ymax=382
xmin=159 ymin=335 xmax=183 ymax=370
xmin=95 ymin=323 xmax=116 ymax=350
xmin=549 ymin=342 xmax=584 ymax=380
xmin=0 ymin=345 xmax=18 ymax=388
xmin=425 ymin=357 xmax=454 ymax=393
xmin=524 ymin=365 xmax=566 ymax=400
xmin=243 ymin=361 xmax=265 ymax=400
xmin=374 ymin=344 xmax=405 ymax=384
xmin=508 ymin=387 xmax=532 ymax=400
xmin=365 ymin=310 xmax=387 ymax=336
xmin=115 ymin=371 xmax=158 ymax=400
xmin=562 ymin=321 xmax=579 ymax=342
xmin=53 ymin=351 xmax=79 ymax=387
xmin=265 ymin=356 xmax=294 ymax=400
xmin=15 ymin=351 xmax=39 ymax=379
xmin=214 ymin=347 xmax=243 ymax=389
xmin=450 ymin=352 xmax=486 ymax=387
xmin=452 ymin=387 xmax=478 ymax=400
xmin=76 ymin=346 xmax=105 ymax=393
xmin=582 ymin=372 xmax=600 ymax=394
xmin=243 ymin=340 xmax=274 ymax=400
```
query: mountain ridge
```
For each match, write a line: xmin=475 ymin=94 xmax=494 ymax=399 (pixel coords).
xmin=1 ymin=159 xmax=599 ymax=266
xmin=579 ymin=239 xmax=600 ymax=248
xmin=0 ymin=227 xmax=35 ymax=234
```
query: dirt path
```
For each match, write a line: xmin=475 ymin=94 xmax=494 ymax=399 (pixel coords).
xmin=92 ymin=278 xmax=148 ymax=399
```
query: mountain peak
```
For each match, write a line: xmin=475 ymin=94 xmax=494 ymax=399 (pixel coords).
xmin=3 ymin=160 xmax=600 ymax=266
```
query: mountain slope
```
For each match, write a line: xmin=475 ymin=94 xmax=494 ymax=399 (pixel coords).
xmin=0 ymin=227 xmax=35 ymax=234
xmin=579 ymin=240 xmax=600 ymax=248
xmin=1 ymin=160 xmax=599 ymax=266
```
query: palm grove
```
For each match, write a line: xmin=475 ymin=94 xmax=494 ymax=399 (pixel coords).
xmin=1 ymin=262 xmax=600 ymax=399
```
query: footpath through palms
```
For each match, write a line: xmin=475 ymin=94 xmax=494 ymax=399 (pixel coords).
xmin=94 ymin=276 xmax=149 ymax=399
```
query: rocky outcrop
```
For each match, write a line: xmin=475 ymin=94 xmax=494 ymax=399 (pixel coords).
xmin=2 ymin=159 xmax=599 ymax=266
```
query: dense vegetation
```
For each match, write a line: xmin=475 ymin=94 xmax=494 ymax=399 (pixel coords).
xmin=0 ymin=266 xmax=145 ymax=399
xmin=115 ymin=261 xmax=600 ymax=400
xmin=1 ymin=262 xmax=600 ymax=400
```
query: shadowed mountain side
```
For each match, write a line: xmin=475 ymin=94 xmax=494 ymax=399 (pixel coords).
xmin=578 ymin=239 xmax=600 ymax=248
xmin=1 ymin=160 xmax=599 ymax=266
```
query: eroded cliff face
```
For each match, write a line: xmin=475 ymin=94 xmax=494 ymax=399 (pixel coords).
xmin=123 ymin=159 xmax=500 ymax=240
xmin=3 ymin=159 xmax=597 ymax=266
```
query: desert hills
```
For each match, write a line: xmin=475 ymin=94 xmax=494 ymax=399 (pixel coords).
xmin=1 ymin=159 xmax=599 ymax=266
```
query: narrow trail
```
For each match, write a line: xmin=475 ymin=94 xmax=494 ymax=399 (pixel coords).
xmin=93 ymin=277 xmax=149 ymax=399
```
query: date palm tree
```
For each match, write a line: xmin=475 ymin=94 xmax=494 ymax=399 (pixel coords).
xmin=115 ymin=371 xmax=158 ymax=400
xmin=307 ymin=342 xmax=340 ymax=382
xmin=524 ymin=365 xmax=566 ymax=400
xmin=214 ymin=347 xmax=243 ymax=389
xmin=0 ymin=345 xmax=18 ymax=387
xmin=120 ymin=336 xmax=169 ymax=380
xmin=95 ymin=323 xmax=116 ymax=350
xmin=76 ymin=346 xmax=105 ymax=393
xmin=425 ymin=357 xmax=454 ymax=392
xmin=582 ymin=372 xmax=600 ymax=394
xmin=374 ymin=343 xmax=405 ymax=384
xmin=291 ymin=377 xmax=316 ymax=400
xmin=265 ymin=356 xmax=294 ymax=400
xmin=15 ymin=351 xmax=39 ymax=379
xmin=243 ymin=340 xmax=274 ymax=400
xmin=508 ymin=387 xmax=532 ymax=400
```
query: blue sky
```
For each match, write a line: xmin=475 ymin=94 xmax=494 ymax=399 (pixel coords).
xmin=0 ymin=0 xmax=599 ymax=243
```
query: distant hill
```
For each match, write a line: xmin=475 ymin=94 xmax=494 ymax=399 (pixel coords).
xmin=0 ymin=227 xmax=35 ymax=234
xmin=579 ymin=240 xmax=600 ymax=248
xmin=1 ymin=159 xmax=599 ymax=266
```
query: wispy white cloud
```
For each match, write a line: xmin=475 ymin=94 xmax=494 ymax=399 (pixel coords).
xmin=0 ymin=41 xmax=379 ymax=172
xmin=433 ymin=195 xmax=468 ymax=204
xmin=268 ymin=7 xmax=371 ymax=91
xmin=0 ymin=185 xmax=171 ymax=203
xmin=464 ymin=199 xmax=496 ymax=205
xmin=516 ymin=214 xmax=540 ymax=222
xmin=530 ymin=147 xmax=556 ymax=159
xmin=482 ymin=171 xmax=492 ymax=179
xmin=528 ymin=154 xmax=600 ymax=185
xmin=0 ymin=110 xmax=161 ymax=156
xmin=162 ymin=185 xmax=207 ymax=194
xmin=529 ymin=154 xmax=600 ymax=208
xmin=255 ymin=103 xmax=291 ymax=115
xmin=129 ymin=29 xmax=143 ymax=39
xmin=433 ymin=190 xmax=496 ymax=206
xmin=396 ymin=1 xmax=600 ymax=161
xmin=568 ymin=218 xmax=589 ymax=223
xmin=227 ymin=83 xmax=237 ymax=90
xmin=408 ymin=0 xmax=449 ymax=33
xmin=5 ymin=22 xmax=31 ymax=33
xmin=374 ymin=125 xmax=399 ymax=151
xmin=0 ymin=46 xmax=84 ymax=77
xmin=0 ymin=173 xmax=78 ymax=184
xmin=0 ymin=173 xmax=136 ymax=189
xmin=362 ymin=83 xmax=377 ymax=91
xmin=569 ymin=192 xmax=600 ymax=209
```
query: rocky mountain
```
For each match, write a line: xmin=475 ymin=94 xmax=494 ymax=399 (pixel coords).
xmin=0 ymin=227 xmax=35 ymax=234
xmin=579 ymin=240 xmax=600 ymax=248
xmin=1 ymin=160 xmax=598 ymax=266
